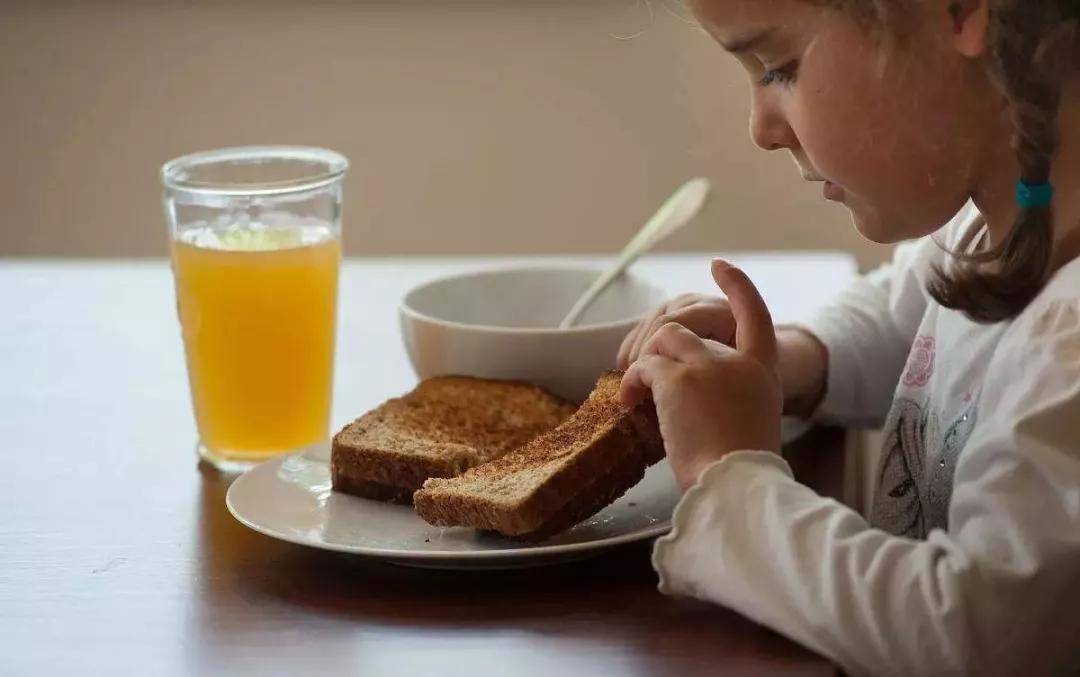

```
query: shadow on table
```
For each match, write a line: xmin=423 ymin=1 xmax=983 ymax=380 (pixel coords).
xmin=187 ymin=435 xmax=842 ymax=675
xmin=194 ymin=459 xmax=665 ymax=623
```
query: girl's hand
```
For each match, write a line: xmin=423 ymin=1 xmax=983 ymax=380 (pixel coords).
xmin=616 ymin=292 xmax=736 ymax=371
xmin=619 ymin=260 xmax=783 ymax=491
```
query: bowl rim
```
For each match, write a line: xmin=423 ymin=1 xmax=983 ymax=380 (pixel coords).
xmin=399 ymin=264 xmax=668 ymax=335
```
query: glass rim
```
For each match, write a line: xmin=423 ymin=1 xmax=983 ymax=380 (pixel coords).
xmin=160 ymin=145 xmax=349 ymax=197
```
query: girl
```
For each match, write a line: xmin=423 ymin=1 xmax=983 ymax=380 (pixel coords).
xmin=616 ymin=1 xmax=1080 ymax=674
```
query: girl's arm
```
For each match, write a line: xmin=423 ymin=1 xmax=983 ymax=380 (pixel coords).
xmin=776 ymin=326 xmax=828 ymax=418
xmin=652 ymin=298 xmax=1080 ymax=676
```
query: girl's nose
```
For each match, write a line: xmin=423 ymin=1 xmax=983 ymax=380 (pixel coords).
xmin=749 ymin=95 xmax=797 ymax=152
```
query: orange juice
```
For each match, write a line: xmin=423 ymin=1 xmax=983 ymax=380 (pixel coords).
xmin=171 ymin=225 xmax=339 ymax=460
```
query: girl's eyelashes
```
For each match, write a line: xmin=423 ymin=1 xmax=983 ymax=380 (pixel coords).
xmin=758 ymin=60 xmax=799 ymax=87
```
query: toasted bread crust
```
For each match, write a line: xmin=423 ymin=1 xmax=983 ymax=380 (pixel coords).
xmin=414 ymin=418 xmax=654 ymax=539
xmin=510 ymin=436 xmax=650 ymax=541
xmin=329 ymin=475 xmax=417 ymax=504
xmin=331 ymin=376 xmax=575 ymax=502
xmin=331 ymin=444 xmax=461 ymax=503
xmin=413 ymin=372 xmax=663 ymax=540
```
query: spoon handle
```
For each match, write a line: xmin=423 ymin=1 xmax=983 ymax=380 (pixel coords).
xmin=558 ymin=177 xmax=711 ymax=330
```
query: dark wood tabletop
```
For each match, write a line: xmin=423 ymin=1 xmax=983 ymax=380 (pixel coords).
xmin=1 ymin=257 xmax=855 ymax=675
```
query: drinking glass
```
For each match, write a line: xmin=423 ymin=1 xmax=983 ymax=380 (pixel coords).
xmin=162 ymin=146 xmax=348 ymax=471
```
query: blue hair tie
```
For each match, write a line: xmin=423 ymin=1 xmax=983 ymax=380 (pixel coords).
xmin=1016 ymin=180 xmax=1054 ymax=208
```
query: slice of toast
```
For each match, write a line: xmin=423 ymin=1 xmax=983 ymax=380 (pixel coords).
xmin=331 ymin=377 xmax=576 ymax=504
xmin=413 ymin=372 xmax=664 ymax=541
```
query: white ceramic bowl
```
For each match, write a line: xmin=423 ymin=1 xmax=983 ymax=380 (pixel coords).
xmin=399 ymin=266 xmax=669 ymax=402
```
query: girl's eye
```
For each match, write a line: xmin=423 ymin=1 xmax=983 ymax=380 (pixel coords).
xmin=758 ymin=60 xmax=799 ymax=87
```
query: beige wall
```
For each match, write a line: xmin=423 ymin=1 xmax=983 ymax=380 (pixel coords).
xmin=1 ymin=1 xmax=889 ymax=268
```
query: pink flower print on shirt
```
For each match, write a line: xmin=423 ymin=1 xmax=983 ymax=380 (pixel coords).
xmin=902 ymin=335 xmax=936 ymax=388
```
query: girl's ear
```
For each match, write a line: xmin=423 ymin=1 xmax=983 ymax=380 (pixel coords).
xmin=949 ymin=0 xmax=990 ymax=57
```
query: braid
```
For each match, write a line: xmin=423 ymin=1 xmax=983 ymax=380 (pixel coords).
xmin=929 ymin=0 xmax=1078 ymax=322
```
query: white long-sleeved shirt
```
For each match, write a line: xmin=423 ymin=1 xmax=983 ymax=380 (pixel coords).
xmin=651 ymin=203 xmax=1080 ymax=676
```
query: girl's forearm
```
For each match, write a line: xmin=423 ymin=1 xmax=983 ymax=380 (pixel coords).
xmin=776 ymin=326 xmax=828 ymax=419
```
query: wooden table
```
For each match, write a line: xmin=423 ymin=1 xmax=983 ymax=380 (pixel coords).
xmin=1 ymin=253 xmax=856 ymax=676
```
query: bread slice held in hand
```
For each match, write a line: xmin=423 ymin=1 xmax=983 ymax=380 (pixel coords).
xmin=413 ymin=371 xmax=664 ymax=541
xmin=332 ymin=377 xmax=576 ymax=504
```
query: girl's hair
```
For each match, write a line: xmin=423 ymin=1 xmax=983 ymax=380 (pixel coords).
xmin=822 ymin=1 xmax=1080 ymax=323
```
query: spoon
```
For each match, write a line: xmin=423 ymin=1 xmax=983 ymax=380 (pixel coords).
xmin=558 ymin=177 xmax=711 ymax=329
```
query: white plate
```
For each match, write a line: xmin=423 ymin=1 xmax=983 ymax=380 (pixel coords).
xmin=226 ymin=450 xmax=681 ymax=569
xmin=225 ymin=419 xmax=810 ymax=570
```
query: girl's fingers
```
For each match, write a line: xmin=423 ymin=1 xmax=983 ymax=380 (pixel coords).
xmin=711 ymin=259 xmax=778 ymax=367
xmin=626 ymin=305 xmax=668 ymax=369
xmin=642 ymin=322 xmax=711 ymax=363
xmin=616 ymin=324 xmax=640 ymax=370
xmin=669 ymin=293 xmax=705 ymax=311
xmin=666 ymin=303 xmax=737 ymax=346
xmin=618 ymin=304 xmax=664 ymax=369
xmin=635 ymin=299 xmax=703 ymax=363
xmin=618 ymin=353 xmax=678 ymax=407
xmin=618 ymin=293 xmax=734 ymax=370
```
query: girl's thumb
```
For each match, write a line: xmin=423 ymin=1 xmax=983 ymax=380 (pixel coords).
xmin=711 ymin=259 xmax=778 ymax=366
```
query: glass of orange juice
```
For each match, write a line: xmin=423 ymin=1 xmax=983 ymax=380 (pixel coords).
xmin=162 ymin=146 xmax=348 ymax=471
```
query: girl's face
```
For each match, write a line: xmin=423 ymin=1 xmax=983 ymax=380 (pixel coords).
xmin=694 ymin=0 xmax=1002 ymax=244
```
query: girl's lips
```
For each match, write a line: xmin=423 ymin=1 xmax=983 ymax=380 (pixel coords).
xmin=823 ymin=180 xmax=845 ymax=202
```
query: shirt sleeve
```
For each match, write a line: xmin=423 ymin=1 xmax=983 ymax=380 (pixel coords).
xmin=799 ymin=204 xmax=979 ymax=427
xmin=652 ymin=299 xmax=1080 ymax=677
